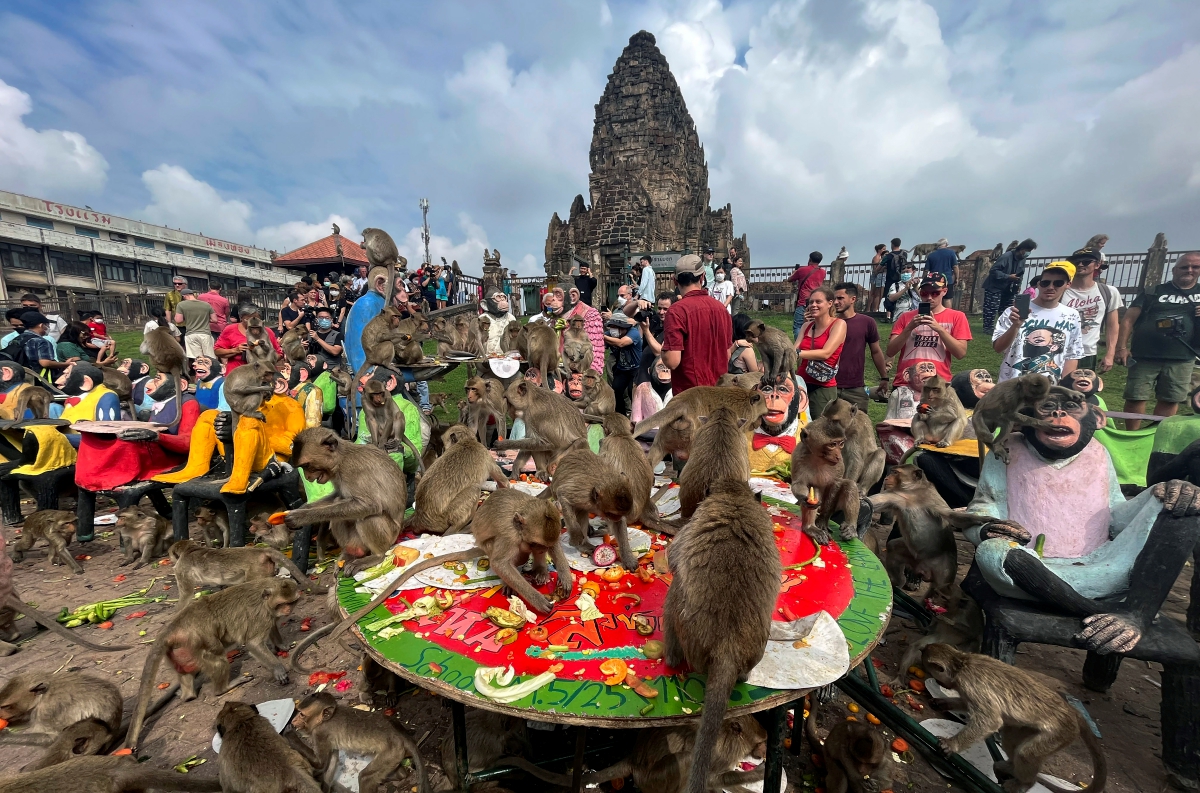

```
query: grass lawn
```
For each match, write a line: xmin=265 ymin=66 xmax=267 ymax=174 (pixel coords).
xmin=109 ymin=314 xmax=1162 ymax=428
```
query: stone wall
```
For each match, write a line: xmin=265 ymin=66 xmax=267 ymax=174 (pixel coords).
xmin=545 ymin=31 xmax=741 ymax=286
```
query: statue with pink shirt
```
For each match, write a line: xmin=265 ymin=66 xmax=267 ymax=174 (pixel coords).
xmin=964 ymin=387 xmax=1200 ymax=655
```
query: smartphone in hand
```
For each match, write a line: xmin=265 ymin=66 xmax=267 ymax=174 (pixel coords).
xmin=1014 ymin=294 xmax=1032 ymax=320
xmin=918 ymin=302 xmax=931 ymax=316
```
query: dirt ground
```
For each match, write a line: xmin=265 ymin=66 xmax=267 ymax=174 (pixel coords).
xmin=0 ymin=495 xmax=1189 ymax=792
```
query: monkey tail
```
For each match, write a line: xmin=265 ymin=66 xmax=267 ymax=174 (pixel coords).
xmin=113 ymin=761 xmax=225 ymax=791
xmin=5 ymin=594 xmax=131 ymax=653
xmin=687 ymin=661 xmax=739 ymax=793
xmin=1038 ymin=711 xmax=1106 ymax=793
xmin=124 ymin=634 xmax=172 ymax=751
xmin=804 ymin=698 xmax=825 ymax=760
xmin=402 ymin=436 xmax=424 ymax=473
xmin=291 ymin=549 xmax=485 ymax=672
xmin=266 ymin=549 xmax=327 ymax=594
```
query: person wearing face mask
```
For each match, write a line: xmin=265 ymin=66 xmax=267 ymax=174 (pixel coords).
xmin=307 ymin=307 xmax=345 ymax=366
xmin=710 ymin=268 xmax=735 ymax=313
xmin=885 ymin=263 xmax=919 ymax=315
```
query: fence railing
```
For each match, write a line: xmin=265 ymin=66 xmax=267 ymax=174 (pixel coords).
xmin=1 ymin=286 xmax=291 ymax=329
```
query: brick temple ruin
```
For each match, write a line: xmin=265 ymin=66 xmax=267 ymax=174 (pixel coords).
xmin=544 ymin=30 xmax=746 ymax=289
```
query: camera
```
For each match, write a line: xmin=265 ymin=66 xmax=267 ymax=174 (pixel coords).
xmin=1156 ymin=316 xmax=1188 ymax=338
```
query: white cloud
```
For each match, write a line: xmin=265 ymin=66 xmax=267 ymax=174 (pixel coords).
xmin=139 ymin=164 xmax=361 ymax=252
xmin=139 ymin=164 xmax=252 ymax=240
xmin=600 ymin=1 xmax=613 ymax=27
xmin=256 ymin=215 xmax=359 ymax=254
xmin=0 ymin=78 xmax=107 ymax=197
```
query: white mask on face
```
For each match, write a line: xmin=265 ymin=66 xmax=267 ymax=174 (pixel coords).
xmin=617 ymin=296 xmax=627 ymax=307
xmin=900 ymin=272 xmax=913 ymax=282
xmin=715 ymin=272 xmax=726 ymax=282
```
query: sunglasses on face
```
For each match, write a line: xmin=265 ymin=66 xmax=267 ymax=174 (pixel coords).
xmin=1038 ymin=279 xmax=1067 ymax=288
xmin=918 ymin=288 xmax=940 ymax=296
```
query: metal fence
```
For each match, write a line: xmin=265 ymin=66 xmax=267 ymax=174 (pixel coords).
xmin=0 ymin=285 xmax=291 ymax=328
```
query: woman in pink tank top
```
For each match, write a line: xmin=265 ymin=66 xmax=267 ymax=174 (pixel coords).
xmin=795 ymin=286 xmax=847 ymax=420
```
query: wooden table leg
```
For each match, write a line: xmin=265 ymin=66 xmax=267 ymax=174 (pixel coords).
xmin=451 ymin=700 xmax=469 ymax=791
xmin=570 ymin=725 xmax=588 ymax=793
xmin=763 ymin=703 xmax=788 ymax=793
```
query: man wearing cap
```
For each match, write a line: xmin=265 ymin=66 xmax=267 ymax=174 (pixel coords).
xmin=1063 ymin=247 xmax=1120 ymax=373
xmin=700 ymin=247 xmax=716 ymax=287
xmin=1117 ymin=252 xmax=1200 ymax=430
xmin=925 ymin=238 xmax=959 ymax=307
xmin=174 ymin=290 xmax=216 ymax=362
xmin=993 ymin=262 xmax=1083 ymax=384
xmin=18 ymin=311 xmax=77 ymax=378
xmin=661 ymin=254 xmax=733 ymax=393
xmin=886 ymin=272 xmax=971 ymax=387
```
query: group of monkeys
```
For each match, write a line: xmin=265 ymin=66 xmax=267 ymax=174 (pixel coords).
xmin=0 ymin=224 xmax=1105 ymax=792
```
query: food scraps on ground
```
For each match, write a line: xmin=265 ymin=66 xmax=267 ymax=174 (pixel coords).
xmin=641 ymin=640 xmax=664 ymax=660
xmin=299 ymin=617 xmax=313 ymax=632
xmin=484 ymin=606 xmax=526 ymax=629
xmin=495 ymin=628 xmax=519 ymax=645
xmin=308 ymin=670 xmax=347 ymax=687
xmin=909 ymin=678 xmax=926 ymax=693
xmin=600 ymin=659 xmax=629 ymax=686
xmin=56 ymin=581 xmax=165 ymax=627
xmin=528 ymin=625 xmax=549 ymax=642
xmin=600 ymin=566 xmax=626 ymax=582
xmin=891 ymin=738 xmax=909 ymax=753
xmin=624 ymin=672 xmax=658 ymax=698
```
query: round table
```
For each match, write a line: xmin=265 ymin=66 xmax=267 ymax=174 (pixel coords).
xmin=336 ymin=492 xmax=892 ymax=789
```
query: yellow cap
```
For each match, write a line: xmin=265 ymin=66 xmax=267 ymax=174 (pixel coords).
xmin=1042 ymin=261 xmax=1076 ymax=281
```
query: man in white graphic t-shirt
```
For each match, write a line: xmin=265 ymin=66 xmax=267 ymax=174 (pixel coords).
xmin=1063 ymin=247 xmax=1120 ymax=373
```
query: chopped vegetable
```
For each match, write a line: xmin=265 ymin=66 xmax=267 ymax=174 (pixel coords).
xmin=0 ymin=719 xmax=8 ymax=730
xmin=599 ymin=659 xmax=629 ymax=686
xmin=641 ymin=640 xmax=664 ymax=660
xmin=110 ymin=747 xmax=132 ymax=756
xmin=267 ymin=511 xmax=288 ymax=525
xmin=428 ymin=663 xmax=444 ymax=675
xmin=174 ymin=755 xmax=206 ymax=773
xmin=473 ymin=666 xmax=556 ymax=703
xmin=866 ymin=713 xmax=881 ymax=725
xmin=308 ymin=670 xmax=347 ymax=686
xmin=484 ymin=607 xmax=526 ymax=629
xmin=157 ymin=682 xmax=171 ymax=690
xmin=97 ymin=621 xmax=113 ymax=630
xmin=477 ymin=558 xmax=490 ymax=571
xmin=112 ymin=575 xmax=126 ymax=583
xmin=891 ymin=738 xmax=909 ymax=753
xmin=443 ymin=561 xmax=467 ymax=574
xmin=56 ymin=580 xmax=165 ymax=626
xmin=614 ymin=593 xmax=641 ymax=606
xmin=878 ymin=684 xmax=894 ymax=698
xmin=495 ymin=628 xmax=518 ymax=645
xmin=300 ymin=617 xmax=313 ymax=632
xmin=632 ymin=615 xmax=654 ymax=636
xmin=909 ymin=679 xmax=926 ymax=693
xmin=908 ymin=666 xmax=925 ymax=678
xmin=125 ymin=611 xmax=148 ymax=620
xmin=625 ymin=672 xmax=658 ymax=698
xmin=639 ymin=704 xmax=654 ymax=716
xmin=528 ymin=625 xmax=548 ymax=642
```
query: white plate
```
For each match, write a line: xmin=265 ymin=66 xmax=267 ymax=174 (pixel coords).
xmin=561 ymin=526 xmax=652 ymax=572
xmin=413 ymin=533 xmax=502 ymax=590
xmin=212 ymin=698 xmax=294 ymax=753
xmin=93 ymin=513 xmax=118 ymax=526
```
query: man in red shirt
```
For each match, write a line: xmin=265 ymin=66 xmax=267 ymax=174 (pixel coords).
xmin=886 ymin=272 xmax=971 ymax=387
xmin=215 ymin=303 xmax=283 ymax=372
xmin=197 ymin=282 xmax=230 ymax=338
xmin=662 ymin=254 xmax=732 ymax=393
xmin=789 ymin=251 xmax=826 ymax=338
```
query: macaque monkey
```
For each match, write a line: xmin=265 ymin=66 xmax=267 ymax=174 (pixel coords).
xmin=463 ymin=376 xmax=507 ymax=447
xmin=248 ymin=511 xmax=290 ymax=550
xmin=406 ymin=424 xmax=509 ymax=535
xmin=921 ymin=644 xmax=1107 ymax=793
xmin=647 ymin=414 xmax=695 ymax=475
xmin=355 ymin=305 xmax=418 ymax=387
xmin=125 ymin=578 xmax=301 ymax=750
xmin=501 ymin=320 xmax=522 ymax=355
xmin=544 ymin=444 xmax=636 ymax=569
xmin=395 ymin=332 xmax=427 ymax=365
xmin=973 ymin=373 xmax=1083 ymax=464
xmin=662 ymin=480 xmax=780 ymax=793
xmin=362 ymin=378 xmax=422 ymax=466
xmin=115 ymin=505 xmax=171 ymax=569
xmin=573 ymin=369 xmax=615 ymax=415
xmin=0 ymin=671 xmax=122 ymax=745
xmin=890 ymin=585 xmax=982 ymax=688
xmin=292 ymin=692 xmax=429 ymax=793
xmin=243 ymin=314 xmax=277 ymax=366
xmin=494 ymin=379 xmax=587 ymax=478
xmin=19 ymin=718 xmax=116 ymax=772
xmin=362 ymin=227 xmax=400 ymax=273
xmin=279 ymin=324 xmax=309 ymax=363
xmin=910 ymin=375 xmax=968 ymax=448
xmin=716 ymin=372 xmax=763 ymax=390
xmin=821 ymin=399 xmax=886 ymax=491
xmin=516 ymin=323 xmax=560 ymax=382
xmin=295 ymin=487 xmax=568 ymax=671
xmin=632 ymin=385 xmax=767 ymax=439
xmin=286 ymin=428 xmax=407 ymax=572
xmin=790 ymin=418 xmax=861 ymax=546
xmin=215 ymin=701 xmax=321 ymax=793
xmin=138 ymin=326 xmax=186 ymax=429
xmin=474 ymin=314 xmax=492 ymax=352
xmin=504 ymin=715 xmax=768 ymax=792
xmin=806 ymin=703 xmax=889 ymax=793
xmin=677 ymin=407 xmax=751 ymax=521
xmin=194 ymin=503 xmax=230 ymax=548
xmin=9 ymin=509 xmax=81 ymax=573
xmin=0 ymin=755 xmax=224 ymax=792
xmin=99 ymin=366 xmax=134 ymax=418
xmin=744 ymin=320 xmax=797 ymax=385
xmin=168 ymin=539 xmax=319 ymax=606
xmin=223 ymin=358 xmax=277 ymax=423
xmin=596 ymin=412 xmax=661 ymax=531
xmin=866 ymin=465 xmax=981 ymax=601
xmin=428 ymin=317 xmax=454 ymax=358
xmin=562 ymin=316 xmax=593 ymax=373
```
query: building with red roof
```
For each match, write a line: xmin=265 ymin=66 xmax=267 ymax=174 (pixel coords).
xmin=273 ymin=224 xmax=369 ymax=283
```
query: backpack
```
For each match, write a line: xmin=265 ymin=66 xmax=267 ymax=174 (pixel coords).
xmin=0 ymin=332 xmax=32 ymax=368
xmin=885 ymin=250 xmax=907 ymax=279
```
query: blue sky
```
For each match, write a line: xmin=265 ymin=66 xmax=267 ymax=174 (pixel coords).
xmin=0 ymin=0 xmax=1197 ymax=274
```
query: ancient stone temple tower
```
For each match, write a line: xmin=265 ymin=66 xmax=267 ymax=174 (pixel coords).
xmin=544 ymin=30 xmax=743 ymax=286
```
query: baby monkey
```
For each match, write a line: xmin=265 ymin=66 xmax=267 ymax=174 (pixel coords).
xmin=806 ymin=701 xmax=889 ymax=793
xmin=922 ymin=643 xmax=1106 ymax=793
xmin=9 ymin=509 xmax=81 ymax=573
xmin=973 ymin=373 xmax=1085 ymax=464
xmin=292 ymin=692 xmax=429 ymax=793
xmin=115 ymin=505 xmax=171 ymax=569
